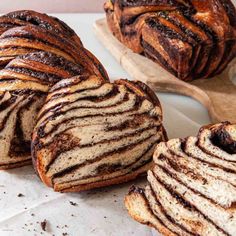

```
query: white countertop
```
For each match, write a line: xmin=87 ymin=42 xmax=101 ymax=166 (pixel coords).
xmin=0 ymin=14 xmax=213 ymax=236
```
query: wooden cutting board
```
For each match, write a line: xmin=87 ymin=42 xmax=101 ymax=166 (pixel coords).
xmin=94 ymin=18 xmax=236 ymax=123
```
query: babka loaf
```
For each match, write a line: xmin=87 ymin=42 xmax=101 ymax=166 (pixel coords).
xmin=104 ymin=0 xmax=236 ymax=81
xmin=0 ymin=10 xmax=83 ymax=47
xmin=32 ymin=75 xmax=167 ymax=192
xmin=0 ymin=52 xmax=85 ymax=169
xmin=125 ymin=122 xmax=236 ymax=236
xmin=0 ymin=10 xmax=108 ymax=79
xmin=0 ymin=10 xmax=108 ymax=169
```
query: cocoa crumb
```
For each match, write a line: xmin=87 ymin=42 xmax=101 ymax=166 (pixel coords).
xmin=40 ymin=219 xmax=47 ymax=231
xmin=17 ymin=193 xmax=24 ymax=197
xmin=69 ymin=201 xmax=77 ymax=206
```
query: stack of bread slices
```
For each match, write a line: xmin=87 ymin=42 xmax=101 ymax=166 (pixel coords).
xmin=125 ymin=122 xmax=236 ymax=236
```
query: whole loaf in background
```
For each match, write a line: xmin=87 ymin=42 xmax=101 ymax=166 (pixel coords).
xmin=104 ymin=0 xmax=236 ymax=81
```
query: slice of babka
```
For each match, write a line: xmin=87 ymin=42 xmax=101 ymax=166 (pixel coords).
xmin=105 ymin=0 xmax=236 ymax=81
xmin=32 ymin=75 xmax=167 ymax=192
xmin=125 ymin=122 xmax=236 ymax=236
xmin=0 ymin=51 xmax=85 ymax=169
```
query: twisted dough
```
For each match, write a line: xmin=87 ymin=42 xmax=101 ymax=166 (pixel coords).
xmin=105 ymin=0 xmax=236 ymax=81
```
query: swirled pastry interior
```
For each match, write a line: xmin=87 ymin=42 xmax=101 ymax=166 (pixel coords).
xmin=0 ymin=10 xmax=108 ymax=169
xmin=125 ymin=122 xmax=236 ymax=236
xmin=32 ymin=75 xmax=167 ymax=192
xmin=105 ymin=0 xmax=236 ymax=81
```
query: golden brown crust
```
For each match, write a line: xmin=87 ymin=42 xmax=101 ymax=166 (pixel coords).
xmin=0 ymin=159 xmax=32 ymax=170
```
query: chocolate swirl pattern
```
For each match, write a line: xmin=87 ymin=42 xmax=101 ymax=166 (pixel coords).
xmin=0 ymin=10 xmax=83 ymax=46
xmin=104 ymin=0 xmax=236 ymax=81
xmin=0 ymin=51 xmax=84 ymax=169
xmin=32 ymin=75 xmax=167 ymax=192
xmin=125 ymin=122 xmax=236 ymax=236
xmin=0 ymin=10 xmax=109 ymax=169
xmin=0 ymin=11 xmax=108 ymax=79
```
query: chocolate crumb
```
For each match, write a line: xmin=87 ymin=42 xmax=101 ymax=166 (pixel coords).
xmin=31 ymin=213 xmax=35 ymax=217
xmin=69 ymin=201 xmax=77 ymax=206
xmin=40 ymin=219 xmax=47 ymax=231
xmin=17 ymin=193 xmax=24 ymax=197
xmin=62 ymin=233 xmax=68 ymax=236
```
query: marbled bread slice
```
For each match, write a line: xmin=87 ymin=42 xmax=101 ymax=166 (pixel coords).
xmin=125 ymin=122 xmax=236 ymax=236
xmin=0 ymin=51 xmax=84 ymax=169
xmin=32 ymin=75 xmax=166 ymax=192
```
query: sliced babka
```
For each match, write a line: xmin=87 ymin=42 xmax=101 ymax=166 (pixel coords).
xmin=32 ymin=75 xmax=167 ymax=192
xmin=125 ymin=122 xmax=236 ymax=236
xmin=0 ymin=10 xmax=108 ymax=80
xmin=0 ymin=10 xmax=109 ymax=169
xmin=0 ymin=51 xmax=85 ymax=169
xmin=105 ymin=0 xmax=236 ymax=81
xmin=0 ymin=10 xmax=83 ymax=46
